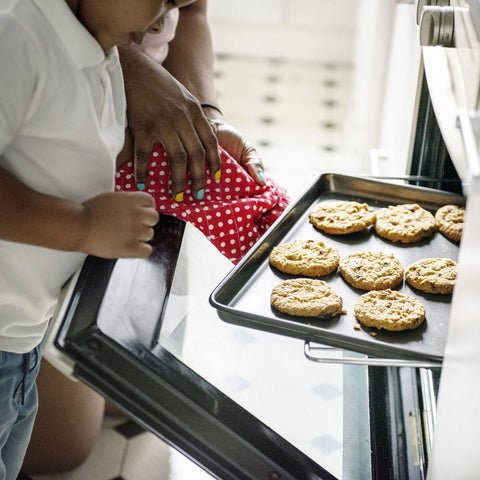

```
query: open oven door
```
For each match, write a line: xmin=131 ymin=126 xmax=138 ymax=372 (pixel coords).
xmin=41 ymin=212 xmax=435 ymax=480
xmin=42 ymin=214 xmax=340 ymax=480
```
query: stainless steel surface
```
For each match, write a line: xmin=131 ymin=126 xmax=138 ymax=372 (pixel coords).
xmin=420 ymin=6 xmax=455 ymax=46
xmin=417 ymin=0 xmax=451 ymax=24
xmin=457 ymin=109 xmax=480 ymax=179
xmin=467 ymin=0 xmax=480 ymax=38
xmin=304 ymin=342 xmax=442 ymax=367
xmin=211 ymin=173 xmax=464 ymax=363
xmin=422 ymin=0 xmax=480 ymax=181
xmin=419 ymin=368 xmax=437 ymax=460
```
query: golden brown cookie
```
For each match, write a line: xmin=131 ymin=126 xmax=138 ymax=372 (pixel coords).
xmin=309 ymin=201 xmax=375 ymax=235
xmin=270 ymin=278 xmax=343 ymax=318
xmin=435 ymin=205 xmax=464 ymax=242
xmin=269 ymin=239 xmax=339 ymax=277
xmin=405 ymin=258 xmax=457 ymax=294
xmin=354 ymin=289 xmax=425 ymax=331
xmin=374 ymin=204 xmax=436 ymax=243
xmin=339 ymin=251 xmax=404 ymax=290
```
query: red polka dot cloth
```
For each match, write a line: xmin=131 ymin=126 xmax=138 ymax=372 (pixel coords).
xmin=115 ymin=144 xmax=290 ymax=264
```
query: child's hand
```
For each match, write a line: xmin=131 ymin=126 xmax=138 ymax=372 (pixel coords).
xmin=80 ymin=191 xmax=159 ymax=258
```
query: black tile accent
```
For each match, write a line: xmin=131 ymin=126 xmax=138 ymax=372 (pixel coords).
xmin=109 ymin=477 xmax=126 ymax=480
xmin=323 ymin=62 xmax=338 ymax=70
xmin=266 ymin=74 xmax=280 ymax=83
xmin=263 ymin=94 xmax=278 ymax=103
xmin=321 ymin=122 xmax=338 ymax=130
xmin=322 ymin=99 xmax=337 ymax=108
xmin=114 ymin=420 xmax=146 ymax=439
xmin=269 ymin=57 xmax=285 ymax=65
xmin=322 ymin=79 xmax=338 ymax=88
xmin=321 ymin=145 xmax=336 ymax=152
xmin=259 ymin=116 xmax=275 ymax=125
xmin=216 ymin=53 xmax=233 ymax=61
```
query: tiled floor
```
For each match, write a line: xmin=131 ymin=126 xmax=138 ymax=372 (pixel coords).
xmin=22 ymin=53 xmax=363 ymax=480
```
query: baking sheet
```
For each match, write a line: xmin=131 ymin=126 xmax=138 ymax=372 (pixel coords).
xmin=210 ymin=173 xmax=465 ymax=362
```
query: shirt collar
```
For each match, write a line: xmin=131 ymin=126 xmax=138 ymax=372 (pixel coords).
xmin=33 ymin=0 xmax=116 ymax=69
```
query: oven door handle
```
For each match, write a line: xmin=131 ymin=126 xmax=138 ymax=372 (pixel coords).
xmin=304 ymin=341 xmax=442 ymax=368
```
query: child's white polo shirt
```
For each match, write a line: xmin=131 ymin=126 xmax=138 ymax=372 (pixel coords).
xmin=0 ymin=0 xmax=126 ymax=353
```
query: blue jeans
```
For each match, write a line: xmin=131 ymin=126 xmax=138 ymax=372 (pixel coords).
xmin=0 ymin=346 xmax=41 ymax=480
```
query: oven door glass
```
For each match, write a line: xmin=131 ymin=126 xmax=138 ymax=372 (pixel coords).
xmin=53 ymin=214 xmax=427 ymax=480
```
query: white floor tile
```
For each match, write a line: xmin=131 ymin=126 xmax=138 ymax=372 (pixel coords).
xmin=168 ymin=449 xmax=215 ymax=480
xmin=121 ymin=432 xmax=170 ymax=480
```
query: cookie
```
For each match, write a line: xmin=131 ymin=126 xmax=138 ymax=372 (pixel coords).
xmin=374 ymin=204 xmax=436 ymax=243
xmin=405 ymin=257 xmax=457 ymax=294
xmin=354 ymin=289 xmax=425 ymax=331
xmin=269 ymin=239 xmax=339 ymax=277
xmin=435 ymin=205 xmax=464 ymax=242
xmin=339 ymin=251 xmax=404 ymax=290
xmin=271 ymin=278 xmax=343 ymax=318
xmin=309 ymin=201 xmax=375 ymax=235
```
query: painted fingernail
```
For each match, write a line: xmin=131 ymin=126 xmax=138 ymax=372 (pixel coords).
xmin=175 ymin=192 xmax=184 ymax=203
xmin=137 ymin=183 xmax=145 ymax=191
xmin=196 ymin=188 xmax=204 ymax=201
xmin=258 ymin=171 xmax=266 ymax=185
xmin=214 ymin=169 xmax=221 ymax=181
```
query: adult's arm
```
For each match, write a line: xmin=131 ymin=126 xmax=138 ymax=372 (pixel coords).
xmin=120 ymin=0 xmax=266 ymax=195
xmin=162 ymin=0 xmax=217 ymax=107
xmin=118 ymin=43 xmax=221 ymax=200
xmin=164 ymin=0 xmax=267 ymax=185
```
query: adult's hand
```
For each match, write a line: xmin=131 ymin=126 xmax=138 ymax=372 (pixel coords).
xmin=118 ymin=46 xmax=221 ymax=201
xmin=203 ymin=109 xmax=266 ymax=186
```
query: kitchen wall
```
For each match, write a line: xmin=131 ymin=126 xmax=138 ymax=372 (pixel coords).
xmin=208 ymin=0 xmax=357 ymax=62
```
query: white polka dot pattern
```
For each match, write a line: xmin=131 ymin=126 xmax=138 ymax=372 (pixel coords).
xmin=116 ymin=145 xmax=289 ymax=264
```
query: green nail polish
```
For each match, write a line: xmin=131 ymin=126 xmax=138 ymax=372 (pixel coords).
xmin=259 ymin=171 xmax=266 ymax=184
xmin=137 ymin=183 xmax=145 ymax=191
xmin=196 ymin=188 xmax=204 ymax=200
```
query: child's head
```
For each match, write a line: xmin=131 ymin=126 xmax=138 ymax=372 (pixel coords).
xmin=66 ymin=0 xmax=196 ymax=51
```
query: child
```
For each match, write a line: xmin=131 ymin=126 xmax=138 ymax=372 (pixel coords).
xmin=0 ymin=1 xmax=192 ymax=477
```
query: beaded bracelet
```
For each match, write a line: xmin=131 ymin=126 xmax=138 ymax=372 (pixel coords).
xmin=200 ymin=103 xmax=223 ymax=116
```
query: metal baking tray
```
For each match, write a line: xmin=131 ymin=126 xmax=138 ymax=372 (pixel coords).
xmin=210 ymin=173 xmax=465 ymax=363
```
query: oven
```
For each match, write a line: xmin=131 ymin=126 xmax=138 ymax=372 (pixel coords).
xmin=42 ymin=1 xmax=480 ymax=479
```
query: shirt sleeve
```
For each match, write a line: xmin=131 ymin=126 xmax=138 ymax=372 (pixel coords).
xmin=0 ymin=13 xmax=39 ymax=155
